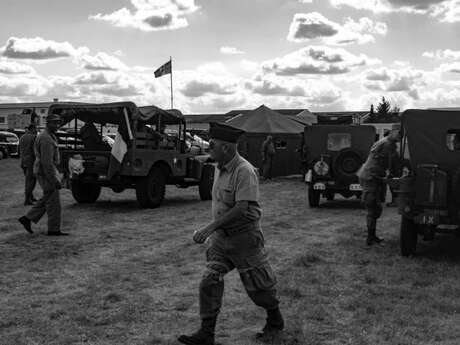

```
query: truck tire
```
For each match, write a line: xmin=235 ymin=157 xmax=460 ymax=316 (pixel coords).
xmin=400 ymin=215 xmax=417 ymax=256
xmin=308 ymin=186 xmax=320 ymax=207
xmin=136 ymin=166 xmax=166 ymax=208
xmin=334 ymin=149 xmax=362 ymax=182
xmin=71 ymin=180 xmax=101 ymax=203
xmin=199 ymin=164 xmax=214 ymax=200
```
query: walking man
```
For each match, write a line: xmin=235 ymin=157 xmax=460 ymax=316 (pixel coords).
xmin=357 ymin=123 xmax=401 ymax=245
xmin=18 ymin=114 xmax=68 ymax=236
xmin=261 ymin=135 xmax=275 ymax=180
xmin=178 ymin=123 xmax=284 ymax=345
xmin=19 ymin=123 xmax=37 ymax=205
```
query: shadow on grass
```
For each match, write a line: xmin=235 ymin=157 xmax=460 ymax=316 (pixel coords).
xmin=317 ymin=199 xmax=364 ymax=209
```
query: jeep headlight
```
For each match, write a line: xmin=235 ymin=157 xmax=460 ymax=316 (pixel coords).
xmin=313 ymin=161 xmax=329 ymax=176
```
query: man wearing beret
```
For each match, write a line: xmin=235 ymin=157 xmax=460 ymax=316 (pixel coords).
xmin=357 ymin=123 xmax=401 ymax=245
xmin=178 ymin=122 xmax=284 ymax=345
xmin=18 ymin=113 xmax=68 ymax=236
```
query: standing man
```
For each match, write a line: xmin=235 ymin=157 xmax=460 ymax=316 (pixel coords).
xmin=357 ymin=123 xmax=401 ymax=245
xmin=261 ymin=135 xmax=275 ymax=180
xmin=178 ymin=123 xmax=284 ymax=345
xmin=19 ymin=123 xmax=37 ymax=205
xmin=18 ymin=114 xmax=68 ymax=236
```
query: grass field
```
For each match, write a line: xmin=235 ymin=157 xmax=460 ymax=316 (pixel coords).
xmin=1 ymin=158 xmax=460 ymax=345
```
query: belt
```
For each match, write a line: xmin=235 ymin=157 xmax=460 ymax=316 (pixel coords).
xmin=219 ymin=221 xmax=260 ymax=237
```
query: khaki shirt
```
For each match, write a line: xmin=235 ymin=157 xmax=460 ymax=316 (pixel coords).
xmin=33 ymin=129 xmax=61 ymax=185
xmin=357 ymin=136 xmax=398 ymax=181
xmin=212 ymin=153 xmax=262 ymax=232
xmin=18 ymin=131 xmax=36 ymax=167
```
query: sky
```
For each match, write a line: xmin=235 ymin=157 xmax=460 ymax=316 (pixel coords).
xmin=0 ymin=0 xmax=459 ymax=114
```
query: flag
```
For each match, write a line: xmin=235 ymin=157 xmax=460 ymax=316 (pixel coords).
xmin=154 ymin=60 xmax=172 ymax=78
xmin=108 ymin=108 xmax=133 ymax=179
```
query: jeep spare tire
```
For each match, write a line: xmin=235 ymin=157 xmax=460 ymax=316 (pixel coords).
xmin=71 ymin=180 xmax=101 ymax=203
xmin=199 ymin=164 xmax=214 ymax=200
xmin=136 ymin=166 xmax=166 ymax=208
xmin=334 ymin=149 xmax=362 ymax=181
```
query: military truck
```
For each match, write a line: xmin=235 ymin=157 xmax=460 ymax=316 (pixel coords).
xmin=390 ymin=109 xmax=460 ymax=256
xmin=52 ymin=102 xmax=214 ymax=208
xmin=303 ymin=124 xmax=376 ymax=207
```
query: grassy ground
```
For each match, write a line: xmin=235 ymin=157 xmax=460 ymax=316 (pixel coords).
xmin=1 ymin=158 xmax=460 ymax=345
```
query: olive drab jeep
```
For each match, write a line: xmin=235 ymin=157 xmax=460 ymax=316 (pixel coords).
xmin=52 ymin=102 xmax=214 ymax=208
xmin=389 ymin=109 xmax=460 ymax=256
xmin=303 ymin=125 xmax=376 ymax=207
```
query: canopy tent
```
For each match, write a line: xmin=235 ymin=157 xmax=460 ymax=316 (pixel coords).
xmin=225 ymin=105 xmax=305 ymax=177
xmin=290 ymin=109 xmax=317 ymax=125
xmin=50 ymin=102 xmax=184 ymax=126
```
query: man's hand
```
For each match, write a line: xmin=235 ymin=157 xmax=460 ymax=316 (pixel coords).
xmin=193 ymin=226 xmax=214 ymax=244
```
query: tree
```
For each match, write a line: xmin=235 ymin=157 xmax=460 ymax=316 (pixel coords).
xmin=377 ymin=97 xmax=391 ymax=115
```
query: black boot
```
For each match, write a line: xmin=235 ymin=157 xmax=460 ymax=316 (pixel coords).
xmin=256 ymin=307 xmax=284 ymax=341
xmin=366 ymin=218 xmax=383 ymax=245
xmin=178 ymin=317 xmax=216 ymax=345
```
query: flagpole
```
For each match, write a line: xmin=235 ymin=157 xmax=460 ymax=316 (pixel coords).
xmin=170 ymin=56 xmax=173 ymax=109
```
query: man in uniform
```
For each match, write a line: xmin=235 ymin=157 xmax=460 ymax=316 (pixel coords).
xmin=18 ymin=114 xmax=68 ymax=236
xmin=19 ymin=123 xmax=37 ymax=205
xmin=357 ymin=123 xmax=401 ymax=245
xmin=178 ymin=122 xmax=284 ymax=345
xmin=261 ymin=135 xmax=275 ymax=180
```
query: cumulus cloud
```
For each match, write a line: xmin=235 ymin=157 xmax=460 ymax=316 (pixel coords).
xmin=1 ymin=37 xmax=88 ymax=60
xmin=363 ymin=67 xmax=425 ymax=99
xmin=262 ymin=46 xmax=380 ymax=76
xmin=220 ymin=46 xmax=245 ymax=55
xmin=438 ymin=62 xmax=460 ymax=73
xmin=299 ymin=0 xmax=313 ymax=3
xmin=90 ymin=0 xmax=199 ymax=31
xmin=0 ymin=59 xmax=35 ymax=74
xmin=330 ymin=0 xmax=460 ymax=22
xmin=288 ymin=13 xmax=387 ymax=45
xmin=77 ymin=52 xmax=127 ymax=71
xmin=423 ymin=49 xmax=460 ymax=60
xmin=182 ymin=80 xmax=236 ymax=97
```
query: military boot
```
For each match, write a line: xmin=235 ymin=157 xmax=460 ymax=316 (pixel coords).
xmin=256 ymin=307 xmax=284 ymax=341
xmin=366 ymin=218 xmax=383 ymax=245
xmin=178 ymin=317 xmax=216 ymax=345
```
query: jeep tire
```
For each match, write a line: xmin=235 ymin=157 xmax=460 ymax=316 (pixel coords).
xmin=199 ymin=164 xmax=214 ymax=200
xmin=334 ymin=149 xmax=362 ymax=181
xmin=71 ymin=180 xmax=101 ymax=203
xmin=308 ymin=186 xmax=320 ymax=207
xmin=0 ymin=149 xmax=6 ymax=160
xmin=136 ymin=166 xmax=166 ymax=208
xmin=400 ymin=215 xmax=417 ymax=256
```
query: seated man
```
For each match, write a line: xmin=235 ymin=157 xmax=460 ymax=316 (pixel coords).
xmin=80 ymin=121 xmax=109 ymax=150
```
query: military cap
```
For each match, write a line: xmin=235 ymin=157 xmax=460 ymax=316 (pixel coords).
xmin=209 ymin=122 xmax=244 ymax=143
xmin=45 ymin=113 xmax=61 ymax=123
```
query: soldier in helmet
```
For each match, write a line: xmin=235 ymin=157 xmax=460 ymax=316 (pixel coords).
xmin=357 ymin=123 xmax=401 ymax=245
xmin=178 ymin=122 xmax=284 ymax=345
xmin=18 ymin=113 xmax=68 ymax=236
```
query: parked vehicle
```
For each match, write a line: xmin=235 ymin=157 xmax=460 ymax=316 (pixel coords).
xmin=53 ymin=102 xmax=214 ymax=208
xmin=389 ymin=109 xmax=460 ymax=256
xmin=303 ymin=125 xmax=376 ymax=207
xmin=0 ymin=131 xmax=19 ymax=159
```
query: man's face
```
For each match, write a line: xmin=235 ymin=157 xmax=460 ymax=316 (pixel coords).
xmin=209 ymin=139 xmax=226 ymax=162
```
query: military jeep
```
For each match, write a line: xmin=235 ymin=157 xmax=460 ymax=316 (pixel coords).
xmin=303 ymin=124 xmax=376 ymax=207
xmin=390 ymin=109 xmax=460 ymax=256
xmin=52 ymin=102 xmax=214 ymax=208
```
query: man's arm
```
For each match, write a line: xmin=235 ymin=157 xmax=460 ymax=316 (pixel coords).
xmin=193 ymin=201 xmax=248 ymax=243
xmin=39 ymin=136 xmax=60 ymax=187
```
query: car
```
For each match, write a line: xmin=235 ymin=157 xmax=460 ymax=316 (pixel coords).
xmin=0 ymin=131 xmax=19 ymax=159
xmin=303 ymin=124 xmax=376 ymax=207
xmin=52 ymin=102 xmax=214 ymax=208
xmin=389 ymin=109 xmax=460 ymax=256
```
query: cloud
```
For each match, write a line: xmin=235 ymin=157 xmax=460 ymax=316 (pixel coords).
xmin=330 ymin=0 xmax=460 ymax=22
xmin=299 ymin=0 xmax=313 ymax=3
xmin=363 ymin=67 xmax=425 ymax=98
xmin=288 ymin=13 xmax=387 ymax=45
xmin=77 ymin=52 xmax=127 ymax=71
xmin=74 ymin=72 xmax=113 ymax=85
xmin=261 ymin=46 xmax=380 ymax=76
xmin=1 ymin=37 xmax=88 ymax=60
xmin=90 ymin=0 xmax=199 ymax=31
xmin=423 ymin=49 xmax=460 ymax=60
xmin=181 ymin=80 xmax=236 ymax=97
xmin=220 ymin=46 xmax=245 ymax=55
xmin=0 ymin=59 xmax=35 ymax=74
xmin=438 ymin=62 xmax=460 ymax=73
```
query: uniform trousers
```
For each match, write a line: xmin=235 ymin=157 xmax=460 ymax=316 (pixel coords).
xmin=22 ymin=166 xmax=36 ymax=202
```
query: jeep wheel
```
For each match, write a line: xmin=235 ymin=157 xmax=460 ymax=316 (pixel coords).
xmin=326 ymin=192 xmax=334 ymax=201
xmin=136 ymin=166 xmax=166 ymax=208
xmin=308 ymin=186 xmax=320 ymax=207
xmin=0 ymin=149 xmax=5 ymax=160
xmin=71 ymin=180 xmax=101 ymax=203
xmin=199 ymin=164 xmax=214 ymax=200
xmin=334 ymin=149 xmax=363 ymax=181
xmin=400 ymin=215 xmax=417 ymax=256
